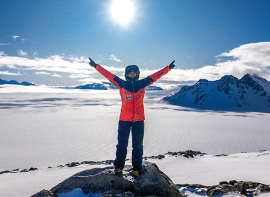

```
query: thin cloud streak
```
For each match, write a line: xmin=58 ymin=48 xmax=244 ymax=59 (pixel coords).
xmin=0 ymin=70 xmax=21 ymax=75
xmin=12 ymin=36 xmax=19 ymax=40
xmin=0 ymin=43 xmax=11 ymax=46
xmin=68 ymin=73 xmax=91 ymax=78
xmin=18 ymin=50 xmax=27 ymax=56
xmin=35 ymin=71 xmax=50 ymax=75
xmin=52 ymin=73 xmax=62 ymax=77
xmin=109 ymin=54 xmax=121 ymax=62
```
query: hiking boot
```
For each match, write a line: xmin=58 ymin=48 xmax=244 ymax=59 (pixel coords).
xmin=132 ymin=169 xmax=144 ymax=178
xmin=113 ymin=167 xmax=123 ymax=175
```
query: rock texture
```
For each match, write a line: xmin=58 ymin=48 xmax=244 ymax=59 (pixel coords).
xmin=31 ymin=189 xmax=55 ymax=197
xmin=31 ymin=162 xmax=183 ymax=197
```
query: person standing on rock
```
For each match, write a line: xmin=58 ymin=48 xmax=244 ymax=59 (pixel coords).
xmin=89 ymin=57 xmax=176 ymax=176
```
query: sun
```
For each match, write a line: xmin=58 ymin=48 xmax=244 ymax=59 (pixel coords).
xmin=110 ymin=0 xmax=135 ymax=24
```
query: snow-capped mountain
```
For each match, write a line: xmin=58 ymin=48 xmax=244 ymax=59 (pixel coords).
xmin=65 ymin=82 xmax=163 ymax=91
xmin=0 ymin=79 xmax=163 ymax=91
xmin=73 ymin=82 xmax=115 ymax=90
xmin=163 ymin=74 xmax=270 ymax=112
xmin=0 ymin=78 xmax=35 ymax=86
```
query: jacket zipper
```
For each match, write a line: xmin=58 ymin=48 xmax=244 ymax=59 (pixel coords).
xmin=132 ymin=80 xmax=135 ymax=122
xmin=124 ymin=90 xmax=127 ymax=103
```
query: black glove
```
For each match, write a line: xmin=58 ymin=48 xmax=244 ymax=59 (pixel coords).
xmin=169 ymin=60 xmax=175 ymax=70
xmin=89 ymin=57 xmax=97 ymax=68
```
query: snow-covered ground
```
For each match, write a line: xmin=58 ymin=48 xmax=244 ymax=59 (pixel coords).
xmin=0 ymin=85 xmax=270 ymax=196
xmin=1 ymin=151 xmax=270 ymax=197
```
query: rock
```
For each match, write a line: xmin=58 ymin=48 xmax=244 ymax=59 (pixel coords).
xmin=29 ymin=167 xmax=38 ymax=171
xmin=195 ymin=188 xmax=207 ymax=194
xmin=144 ymin=150 xmax=206 ymax=160
xmin=176 ymin=183 xmax=208 ymax=189
xmin=80 ymin=160 xmax=99 ymax=165
xmin=21 ymin=169 xmax=29 ymax=172
xmin=0 ymin=170 xmax=11 ymax=174
xmin=30 ymin=189 xmax=54 ymax=197
xmin=206 ymin=184 xmax=236 ymax=196
xmin=66 ymin=162 xmax=80 ymax=167
xmin=245 ymin=181 xmax=261 ymax=189
xmin=178 ymin=180 xmax=270 ymax=196
xmin=103 ymin=160 xmax=114 ymax=165
xmin=49 ymin=162 xmax=183 ymax=197
xmin=219 ymin=181 xmax=228 ymax=185
xmin=206 ymin=185 xmax=223 ymax=196
xmin=257 ymin=184 xmax=270 ymax=192
xmin=220 ymin=184 xmax=237 ymax=193
xmin=206 ymin=185 xmax=219 ymax=196
xmin=229 ymin=180 xmax=238 ymax=186
xmin=168 ymin=152 xmax=178 ymax=156
xmin=208 ymin=187 xmax=223 ymax=196
xmin=236 ymin=181 xmax=247 ymax=194
xmin=156 ymin=154 xmax=165 ymax=159
xmin=101 ymin=190 xmax=135 ymax=197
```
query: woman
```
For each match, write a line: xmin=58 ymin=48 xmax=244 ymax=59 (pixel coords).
xmin=89 ymin=57 xmax=175 ymax=177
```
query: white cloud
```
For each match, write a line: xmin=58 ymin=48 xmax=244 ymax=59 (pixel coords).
xmin=21 ymin=39 xmax=25 ymax=43
xmin=18 ymin=49 xmax=27 ymax=56
xmin=214 ymin=42 xmax=270 ymax=79
xmin=217 ymin=42 xmax=270 ymax=68
xmin=78 ymin=78 xmax=108 ymax=84
xmin=33 ymin=50 xmax=38 ymax=56
xmin=51 ymin=73 xmax=62 ymax=77
xmin=6 ymin=65 xmax=17 ymax=69
xmin=138 ymin=42 xmax=270 ymax=84
xmin=109 ymin=54 xmax=121 ymax=62
xmin=0 ymin=43 xmax=11 ymax=46
xmin=0 ymin=51 xmax=7 ymax=56
xmin=35 ymin=71 xmax=50 ymax=75
xmin=0 ymin=54 xmax=97 ymax=76
xmin=0 ymin=70 xmax=21 ymax=75
xmin=1 ymin=42 xmax=270 ymax=88
xmin=69 ymin=73 xmax=91 ymax=78
xmin=68 ymin=55 xmax=88 ymax=63
xmin=12 ymin=36 xmax=19 ymax=40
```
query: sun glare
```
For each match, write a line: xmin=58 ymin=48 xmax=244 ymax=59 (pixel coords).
xmin=110 ymin=0 xmax=134 ymax=24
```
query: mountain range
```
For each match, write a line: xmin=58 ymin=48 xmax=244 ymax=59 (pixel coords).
xmin=0 ymin=78 xmax=163 ymax=91
xmin=163 ymin=74 xmax=270 ymax=112
xmin=0 ymin=78 xmax=35 ymax=86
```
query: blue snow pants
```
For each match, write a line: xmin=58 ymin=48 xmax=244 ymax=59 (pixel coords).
xmin=114 ymin=120 xmax=144 ymax=171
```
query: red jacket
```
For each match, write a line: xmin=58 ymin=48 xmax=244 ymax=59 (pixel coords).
xmin=96 ymin=64 xmax=171 ymax=121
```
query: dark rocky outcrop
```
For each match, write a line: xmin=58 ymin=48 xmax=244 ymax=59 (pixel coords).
xmin=0 ymin=150 xmax=204 ymax=175
xmin=31 ymin=162 xmax=183 ymax=197
xmin=31 ymin=189 xmax=55 ymax=197
xmin=177 ymin=180 xmax=270 ymax=196
xmin=145 ymin=150 xmax=206 ymax=160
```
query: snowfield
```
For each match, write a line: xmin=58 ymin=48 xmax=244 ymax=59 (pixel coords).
xmin=1 ymin=151 xmax=270 ymax=197
xmin=0 ymin=85 xmax=270 ymax=196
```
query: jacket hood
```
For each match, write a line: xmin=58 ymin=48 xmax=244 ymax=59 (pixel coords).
xmin=125 ymin=65 xmax=140 ymax=81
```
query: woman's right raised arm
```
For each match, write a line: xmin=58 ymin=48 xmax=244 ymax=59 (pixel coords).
xmin=89 ymin=57 xmax=123 ymax=89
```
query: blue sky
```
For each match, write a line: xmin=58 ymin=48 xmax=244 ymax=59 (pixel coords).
xmin=0 ymin=0 xmax=270 ymax=86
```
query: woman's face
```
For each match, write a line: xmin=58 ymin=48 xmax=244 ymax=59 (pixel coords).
xmin=128 ymin=71 xmax=137 ymax=79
